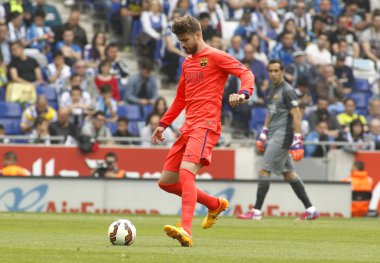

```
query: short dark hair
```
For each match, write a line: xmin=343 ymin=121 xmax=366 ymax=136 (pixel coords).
xmin=105 ymin=42 xmax=119 ymax=55
xmin=70 ymin=73 xmax=81 ymax=81
xmin=117 ymin=117 xmax=129 ymax=125
xmin=10 ymin=11 xmax=22 ymax=20
xmin=267 ymin=59 xmax=284 ymax=70
xmin=343 ymin=97 xmax=356 ymax=105
xmin=53 ymin=50 xmax=64 ymax=59
xmin=105 ymin=152 xmax=118 ymax=161
xmin=70 ymin=86 xmax=82 ymax=93
xmin=354 ymin=160 xmax=365 ymax=171
xmin=172 ymin=15 xmax=201 ymax=35
xmin=198 ymin=12 xmax=210 ymax=20
xmin=100 ymin=85 xmax=112 ymax=94
xmin=139 ymin=58 xmax=154 ymax=71
xmin=4 ymin=151 xmax=17 ymax=162
xmin=34 ymin=7 xmax=46 ymax=18
xmin=93 ymin=111 xmax=105 ymax=118
xmin=10 ymin=40 xmax=24 ymax=48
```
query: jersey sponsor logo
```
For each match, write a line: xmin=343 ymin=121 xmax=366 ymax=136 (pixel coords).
xmin=200 ymin=57 xmax=208 ymax=67
xmin=186 ymin=71 xmax=204 ymax=85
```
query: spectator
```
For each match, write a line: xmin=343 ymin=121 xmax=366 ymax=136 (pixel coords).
xmin=334 ymin=52 xmax=355 ymax=95
xmin=55 ymin=8 xmax=88 ymax=49
xmin=47 ymin=50 xmax=71 ymax=89
xmin=7 ymin=11 xmax=26 ymax=45
xmin=81 ymin=111 xmax=112 ymax=144
xmin=342 ymin=119 xmax=371 ymax=152
xmin=161 ymin=8 xmax=187 ymax=85
xmin=48 ymin=107 xmax=79 ymax=144
xmin=152 ymin=97 xmax=168 ymax=118
xmin=140 ymin=113 xmax=174 ymax=147
xmin=305 ymin=32 xmax=332 ymax=66
xmin=270 ymin=32 xmax=297 ymax=68
xmin=31 ymin=0 xmax=62 ymax=29
xmin=368 ymin=118 xmax=380 ymax=150
xmin=248 ymin=33 xmax=268 ymax=65
xmin=329 ymin=15 xmax=360 ymax=58
xmin=20 ymin=95 xmax=57 ymax=133
xmin=251 ymin=0 xmax=280 ymax=43
xmin=83 ymin=32 xmax=106 ymax=65
xmin=59 ymin=86 xmax=92 ymax=127
xmin=223 ymin=0 xmax=256 ymax=20
xmin=199 ymin=12 xmax=218 ymax=43
xmin=337 ymin=98 xmax=367 ymax=128
xmin=0 ymin=124 xmax=10 ymax=144
xmin=113 ymin=117 xmax=136 ymax=145
xmin=307 ymin=15 xmax=326 ymax=44
xmin=209 ymin=35 xmax=223 ymax=50
xmin=343 ymin=161 xmax=373 ymax=217
xmin=125 ymin=58 xmax=158 ymax=106
xmin=367 ymin=98 xmax=380 ymax=122
xmin=315 ymin=64 xmax=344 ymax=108
xmin=119 ymin=0 xmax=143 ymax=49
xmin=202 ymin=0 xmax=225 ymax=38
xmin=0 ymin=24 xmax=11 ymax=65
xmin=307 ymin=97 xmax=341 ymax=138
xmin=227 ymin=35 xmax=244 ymax=61
xmin=105 ymin=42 xmax=129 ymax=86
xmin=139 ymin=0 xmax=167 ymax=61
xmin=277 ymin=18 xmax=307 ymax=49
xmin=0 ymin=151 xmax=28 ymax=176
xmin=91 ymin=152 xmax=125 ymax=178
xmin=26 ymin=8 xmax=54 ymax=53
xmin=335 ymin=39 xmax=354 ymax=67
xmin=9 ymin=40 xmax=43 ymax=84
xmin=283 ymin=1 xmax=312 ymax=39
xmin=95 ymin=60 xmax=120 ymax=101
xmin=342 ymin=1 xmax=369 ymax=32
xmin=95 ymin=85 xmax=118 ymax=123
xmin=285 ymin=51 xmax=315 ymax=88
xmin=242 ymin=44 xmax=269 ymax=105
xmin=56 ymin=28 xmax=81 ymax=66
xmin=314 ymin=0 xmax=335 ymax=31
xmin=234 ymin=10 xmax=255 ymax=42
xmin=361 ymin=10 xmax=380 ymax=66
xmin=71 ymin=60 xmax=99 ymax=100
xmin=305 ymin=120 xmax=333 ymax=157
xmin=295 ymin=77 xmax=313 ymax=107
xmin=30 ymin=117 xmax=51 ymax=145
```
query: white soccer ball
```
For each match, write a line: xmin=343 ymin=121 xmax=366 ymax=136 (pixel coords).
xmin=108 ymin=219 xmax=137 ymax=246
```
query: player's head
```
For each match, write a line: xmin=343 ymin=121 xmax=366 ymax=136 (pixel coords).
xmin=3 ymin=151 xmax=18 ymax=166
xmin=172 ymin=15 xmax=203 ymax=55
xmin=351 ymin=160 xmax=365 ymax=172
xmin=267 ymin=60 xmax=284 ymax=85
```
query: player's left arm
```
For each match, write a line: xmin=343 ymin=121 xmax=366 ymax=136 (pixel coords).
xmin=285 ymin=88 xmax=304 ymax=161
xmin=214 ymin=51 xmax=255 ymax=107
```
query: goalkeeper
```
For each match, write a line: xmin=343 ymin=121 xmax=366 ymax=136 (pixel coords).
xmin=237 ymin=60 xmax=319 ymax=221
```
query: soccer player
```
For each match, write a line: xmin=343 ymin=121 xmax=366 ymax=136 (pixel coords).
xmin=237 ymin=60 xmax=319 ymax=221
xmin=151 ymin=15 xmax=254 ymax=247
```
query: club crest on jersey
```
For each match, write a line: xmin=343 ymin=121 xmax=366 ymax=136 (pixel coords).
xmin=200 ymin=57 xmax=208 ymax=67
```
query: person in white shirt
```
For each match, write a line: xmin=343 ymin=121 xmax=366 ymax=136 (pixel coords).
xmin=47 ymin=50 xmax=71 ymax=90
xmin=305 ymin=32 xmax=332 ymax=66
xmin=60 ymin=86 xmax=92 ymax=127
xmin=140 ymin=113 xmax=175 ymax=147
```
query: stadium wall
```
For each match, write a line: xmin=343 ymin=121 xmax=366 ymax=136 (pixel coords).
xmin=0 ymin=177 xmax=351 ymax=217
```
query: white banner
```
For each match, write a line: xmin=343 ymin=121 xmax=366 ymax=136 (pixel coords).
xmin=0 ymin=178 xmax=352 ymax=217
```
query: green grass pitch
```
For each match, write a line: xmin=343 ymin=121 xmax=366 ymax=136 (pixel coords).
xmin=0 ymin=213 xmax=379 ymax=263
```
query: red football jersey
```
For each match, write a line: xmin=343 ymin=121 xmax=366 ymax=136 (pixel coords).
xmin=160 ymin=46 xmax=255 ymax=134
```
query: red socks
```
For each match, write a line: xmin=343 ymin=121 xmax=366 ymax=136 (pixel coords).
xmin=179 ymin=168 xmax=197 ymax=235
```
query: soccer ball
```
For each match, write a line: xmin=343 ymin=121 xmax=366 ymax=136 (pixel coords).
xmin=108 ymin=219 xmax=137 ymax=246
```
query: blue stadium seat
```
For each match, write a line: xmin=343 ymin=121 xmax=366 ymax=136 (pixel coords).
xmin=348 ymin=92 xmax=371 ymax=109
xmin=0 ymin=119 xmax=22 ymax=135
xmin=249 ymin=107 xmax=267 ymax=131
xmin=128 ymin=121 xmax=140 ymax=136
xmin=117 ymin=105 xmax=142 ymax=121
xmin=355 ymin=78 xmax=370 ymax=92
xmin=37 ymin=85 xmax=57 ymax=101
xmin=0 ymin=102 xmax=22 ymax=118
xmin=49 ymin=101 xmax=58 ymax=110
xmin=142 ymin=104 xmax=153 ymax=121
xmin=106 ymin=122 xmax=117 ymax=134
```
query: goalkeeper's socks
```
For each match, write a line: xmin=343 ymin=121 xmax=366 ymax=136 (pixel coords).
xmin=254 ymin=175 xmax=270 ymax=210
xmin=289 ymin=176 xmax=312 ymax=208
xmin=158 ymin=181 xmax=219 ymax=211
xmin=179 ymin=168 xmax=197 ymax=235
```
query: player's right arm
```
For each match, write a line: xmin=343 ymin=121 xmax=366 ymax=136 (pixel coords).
xmin=151 ymin=68 xmax=186 ymax=144
xmin=256 ymin=113 xmax=270 ymax=153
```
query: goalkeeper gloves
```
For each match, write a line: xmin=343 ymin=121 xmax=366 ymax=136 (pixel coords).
xmin=290 ymin=133 xmax=304 ymax=162
xmin=256 ymin=127 xmax=268 ymax=154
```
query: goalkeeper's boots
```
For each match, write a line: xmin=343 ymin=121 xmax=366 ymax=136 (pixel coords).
xmin=164 ymin=224 xmax=192 ymax=247
xmin=236 ymin=208 xmax=262 ymax=220
xmin=300 ymin=210 xmax=319 ymax=220
xmin=201 ymin=197 xmax=229 ymax=229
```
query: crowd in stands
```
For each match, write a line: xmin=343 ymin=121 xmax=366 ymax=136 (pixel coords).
xmin=0 ymin=0 xmax=380 ymax=157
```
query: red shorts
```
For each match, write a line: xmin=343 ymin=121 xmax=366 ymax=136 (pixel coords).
xmin=163 ymin=128 xmax=220 ymax=172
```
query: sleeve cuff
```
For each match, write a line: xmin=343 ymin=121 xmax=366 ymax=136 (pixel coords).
xmin=159 ymin=121 xmax=168 ymax=129
xmin=238 ymin=90 xmax=250 ymax=100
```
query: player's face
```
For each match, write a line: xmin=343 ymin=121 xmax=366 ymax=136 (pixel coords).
xmin=268 ymin=63 xmax=284 ymax=85
xmin=177 ymin=33 xmax=199 ymax=55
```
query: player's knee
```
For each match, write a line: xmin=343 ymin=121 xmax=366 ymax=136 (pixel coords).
xmin=283 ymin=171 xmax=297 ymax=182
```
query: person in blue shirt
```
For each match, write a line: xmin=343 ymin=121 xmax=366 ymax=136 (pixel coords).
xmin=305 ymin=120 xmax=334 ymax=157
xmin=31 ymin=0 xmax=62 ymax=30
xmin=26 ymin=8 xmax=54 ymax=53
xmin=124 ymin=58 xmax=158 ymax=106
xmin=56 ymin=28 xmax=81 ymax=66
xmin=270 ymin=32 xmax=297 ymax=68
